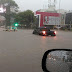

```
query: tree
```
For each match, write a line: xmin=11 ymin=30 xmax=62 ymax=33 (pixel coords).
xmin=0 ymin=0 xmax=19 ymax=13
xmin=15 ymin=10 xmax=36 ymax=28
xmin=0 ymin=0 xmax=19 ymax=27
xmin=0 ymin=0 xmax=18 ymax=7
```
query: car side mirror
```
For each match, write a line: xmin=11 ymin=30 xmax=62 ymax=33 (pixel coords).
xmin=42 ymin=49 xmax=72 ymax=72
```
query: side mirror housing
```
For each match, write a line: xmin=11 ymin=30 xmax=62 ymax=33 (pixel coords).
xmin=42 ymin=49 xmax=72 ymax=72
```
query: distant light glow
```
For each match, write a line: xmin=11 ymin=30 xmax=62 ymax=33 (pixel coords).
xmin=0 ymin=8 xmax=4 ymax=13
xmin=0 ymin=5 xmax=6 ymax=13
xmin=15 ymin=23 xmax=18 ymax=26
xmin=15 ymin=24 xmax=18 ymax=26
xmin=54 ymin=58 xmax=56 ymax=61
xmin=49 ymin=58 xmax=51 ymax=60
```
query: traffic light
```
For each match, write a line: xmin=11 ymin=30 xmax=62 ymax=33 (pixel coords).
xmin=14 ymin=23 xmax=18 ymax=26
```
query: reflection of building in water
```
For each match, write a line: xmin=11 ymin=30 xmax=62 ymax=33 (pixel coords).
xmin=66 ymin=51 xmax=72 ymax=62
xmin=48 ymin=51 xmax=68 ymax=61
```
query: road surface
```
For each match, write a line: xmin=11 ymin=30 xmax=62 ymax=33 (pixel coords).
xmin=0 ymin=29 xmax=71 ymax=72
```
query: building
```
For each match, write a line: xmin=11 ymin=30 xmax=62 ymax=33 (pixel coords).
xmin=35 ymin=5 xmax=60 ymax=28
xmin=35 ymin=0 xmax=66 ymax=28
xmin=35 ymin=11 xmax=60 ymax=28
xmin=57 ymin=9 xmax=68 ymax=14
xmin=35 ymin=0 xmax=69 ymax=28
xmin=35 ymin=8 xmax=69 ymax=27
xmin=65 ymin=13 xmax=72 ymax=24
xmin=37 ymin=5 xmax=57 ymax=13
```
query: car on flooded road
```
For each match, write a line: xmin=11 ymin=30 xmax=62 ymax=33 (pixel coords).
xmin=33 ymin=27 xmax=56 ymax=36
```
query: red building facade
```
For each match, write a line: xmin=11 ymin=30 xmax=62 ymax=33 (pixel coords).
xmin=35 ymin=11 xmax=60 ymax=27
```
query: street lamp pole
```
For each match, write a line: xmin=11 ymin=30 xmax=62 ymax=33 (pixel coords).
xmin=59 ymin=0 xmax=61 ymax=11
xmin=64 ymin=12 xmax=66 ymax=25
xmin=59 ymin=0 xmax=61 ymax=30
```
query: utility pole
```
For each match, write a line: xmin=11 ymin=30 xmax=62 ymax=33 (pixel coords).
xmin=59 ymin=0 xmax=61 ymax=30
xmin=70 ymin=21 xmax=71 ymax=30
xmin=64 ymin=12 xmax=66 ymax=25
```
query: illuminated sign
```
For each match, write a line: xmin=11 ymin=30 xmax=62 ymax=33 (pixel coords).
xmin=43 ymin=16 xmax=60 ymax=25
xmin=36 ymin=11 xmax=60 ymax=27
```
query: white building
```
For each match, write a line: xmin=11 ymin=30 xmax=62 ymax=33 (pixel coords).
xmin=37 ymin=5 xmax=57 ymax=13
xmin=57 ymin=9 xmax=68 ymax=14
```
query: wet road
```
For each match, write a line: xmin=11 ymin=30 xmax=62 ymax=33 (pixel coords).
xmin=0 ymin=30 xmax=72 ymax=72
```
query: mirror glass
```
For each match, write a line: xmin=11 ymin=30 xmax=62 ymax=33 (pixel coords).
xmin=46 ymin=51 xmax=72 ymax=72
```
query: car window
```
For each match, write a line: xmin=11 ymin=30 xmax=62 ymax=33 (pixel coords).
xmin=40 ymin=28 xmax=50 ymax=31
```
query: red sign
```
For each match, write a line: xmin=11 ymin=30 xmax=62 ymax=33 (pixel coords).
xmin=35 ymin=11 xmax=60 ymax=27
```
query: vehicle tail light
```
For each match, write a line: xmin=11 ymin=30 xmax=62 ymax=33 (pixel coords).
xmin=54 ymin=31 xmax=56 ymax=34
xmin=42 ymin=31 xmax=46 ymax=35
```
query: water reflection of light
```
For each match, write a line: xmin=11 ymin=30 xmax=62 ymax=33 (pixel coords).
xmin=40 ymin=36 xmax=47 ymax=48
xmin=49 ymin=54 xmax=51 ymax=56
xmin=52 ymin=58 xmax=53 ymax=59
xmin=41 ymin=36 xmax=46 ymax=45
xmin=54 ymin=58 xmax=56 ymax=61
xmin=53 ymin=36 xmax=57 ymax=40
xmin=49 ymin=58 xmax=51 ymax=60
xmin=48 ymin=57 xmax=56 ymax=61
xmin=42 ymin=36 xmax=46 ymax=39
